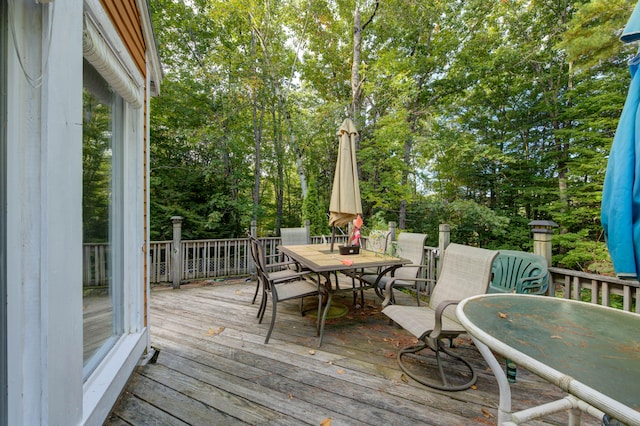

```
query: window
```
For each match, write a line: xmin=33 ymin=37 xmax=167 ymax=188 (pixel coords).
xmin=82 ymin=61 xmax=124 ymax=379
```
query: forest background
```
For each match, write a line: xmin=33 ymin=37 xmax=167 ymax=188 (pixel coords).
xmin=146 ymin=0 xmax=637 ymax=274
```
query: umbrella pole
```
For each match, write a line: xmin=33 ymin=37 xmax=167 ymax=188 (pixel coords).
xmin=330 ymin=226 xmax=336 ymax=252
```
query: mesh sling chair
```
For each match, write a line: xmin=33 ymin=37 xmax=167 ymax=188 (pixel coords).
xmin=383 ymin=243 xmax=498 ymax=391
xmin=249 ymin=235 xmax=321 ymax=344
xmin=279 ymin=226 xmax=311 ymax=272
xmin=359 ymin=232 xmax=429 ymax=306
xmin=248 ymin=234 xmax=302 ymax=305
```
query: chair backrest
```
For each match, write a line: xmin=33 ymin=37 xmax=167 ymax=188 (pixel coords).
xmin=249 ymin=235 xmax=273 ymax=290
xmin=280 ymin=227 xmax=310 ymax=245
xmin=363 ymin=230 xmax=391 ymax=254
xmin=392 ymin=232 xmax=428 ymax=280
xmin=490 ymin=250 xmax=548 ymax=294
xmin=430 ymin=243 xmax=498 ymax=321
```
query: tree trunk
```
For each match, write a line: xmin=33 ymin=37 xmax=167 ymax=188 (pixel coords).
xmin=273 ymin=107 xmax=285 ymax=231
xmin=352 ymin=7 xmax=362 ymax=132
xmin=250 ymin=29 xmax=264 ymax=221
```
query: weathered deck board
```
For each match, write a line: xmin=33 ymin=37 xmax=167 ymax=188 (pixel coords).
xmin=105 ymin=280 xmax=601 ymax=426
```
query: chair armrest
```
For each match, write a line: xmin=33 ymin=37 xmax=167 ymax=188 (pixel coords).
xmin=270 ymin=270 xmax=311 ymax=284
xmin=265 ymin=260 xmax=298 ymax=271
xmin=381 ymin=275 xmax=436 ymax=307
xmin=389 ymin=263 xmax=429 ymax=276
xmin=430 ymin=300 xmax=459 ymax=339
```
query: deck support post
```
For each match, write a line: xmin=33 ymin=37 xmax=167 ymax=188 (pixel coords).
xmin=529 ymin=220 xmax=558 ymax=267
xmin=438 ymin=224 xmax=451 ymax=274
xmin=171 ymin=216 xmax=183 ymax=289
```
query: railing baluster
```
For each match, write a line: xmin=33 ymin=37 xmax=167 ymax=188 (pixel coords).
xmin=82 ymin=239 xmax=638 ymax=313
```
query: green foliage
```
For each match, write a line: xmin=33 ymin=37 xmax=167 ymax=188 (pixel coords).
xmin=82 ymin=89 xmax=111 ymax=243
xmin=302 ymin=178 xmax=329 ymax=236
xmin=552 ymin=229 xmax=613 ymax=274
xmin=146 ymin=0 xmax=635 ymax=275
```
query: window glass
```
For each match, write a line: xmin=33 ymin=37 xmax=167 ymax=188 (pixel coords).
xmin=82 ymin=61 xmax=124 ymax=378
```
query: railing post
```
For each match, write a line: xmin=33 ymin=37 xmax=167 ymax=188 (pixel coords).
xmin=249 ymin=220 xmax=257 ymax=275
xmin=171 ymin=216 xmax=183 ymax=289
xmin=438 ymin=224 xmax=451 ymax=274
xmin=529 ymin=220 xmax=558 ymax=266
xmin=304 ymin=219 xmax=311 ymax=243
xmin=388 ymin=221 xmax=397 ymax=242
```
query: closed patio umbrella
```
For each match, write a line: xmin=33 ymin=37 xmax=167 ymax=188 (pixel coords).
xmin=329 ymin=118 xmax=362 ymax=251
xmin=601 ymin=3 xmax=640 ymax=280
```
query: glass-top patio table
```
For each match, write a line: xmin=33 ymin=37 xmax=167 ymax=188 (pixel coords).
xmin=457 ymin=293 xmax=640 ymax=426
xmin=278 ymin=243 xmax=410 ymax=346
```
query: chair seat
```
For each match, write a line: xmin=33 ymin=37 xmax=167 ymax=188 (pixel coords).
xmin=383 ymin=305 xmax=465 ymax=339
xmin=270 ymin=268 xmax=304 ymax=283
xmin=274 ymin=279 xmax=318 ymax=301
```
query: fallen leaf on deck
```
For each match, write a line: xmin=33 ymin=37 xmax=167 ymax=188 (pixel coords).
xmin=327 ymin=361 xmax=333 ymax=365
xmin=320 ymin=418 xmax=331 ymax=426
xmin=309 ymin=350 xmax=316 ymax=355
xmin=337 ymin=369 xmax=345 ymax=375
xmin=481 ymin=407 xmax=494 ymax=418
xmin=400 ymin=373 xmax=409 ymax=383
xmin=470 ymin=385 xmax=477 ymax=390
xmin=289 ymin=393 xmax=294 ymax=400
xmin=385 ymin=352 xmax=395 ymax=358
xmin=498 ymin=312 xmax=508 ymax=319
xmin=205 ymin=326 xmax=225 ymax=336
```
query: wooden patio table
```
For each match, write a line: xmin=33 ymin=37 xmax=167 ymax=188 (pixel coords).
xmin=457 ymin=293 xmax=640 ymax=426
xmin=278 ymin=243 xmax=410 ymax=346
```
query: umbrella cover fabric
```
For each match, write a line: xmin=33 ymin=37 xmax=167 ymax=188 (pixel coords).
xmin=329 ymin=118 xmax=363 ymax=227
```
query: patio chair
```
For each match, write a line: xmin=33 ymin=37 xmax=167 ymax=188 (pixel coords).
xmin=248 ymin=234 xmax=305 ymax=305
xmin=280 ymin=226 xmax=311 ymax=271
xmin=490 ymin=250 xmax=549 ymax=295
xmin=358 ymin=232 xmax=429 ymax=306
xmin=489 ymin=250 xmax=549 ymax=383
xmin=382 ymin=243 xmax=498 ymax=391
xmin=250 ymin=235 xmax=321 ymax=344
xmin=280 ymin=226 xmax=311 ymax=245
xmin=362 ymin=230 xmax=391 ymax=254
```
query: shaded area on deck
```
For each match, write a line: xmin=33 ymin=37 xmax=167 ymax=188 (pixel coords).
xmin=105 ymin=279 xmax=602 ymax=425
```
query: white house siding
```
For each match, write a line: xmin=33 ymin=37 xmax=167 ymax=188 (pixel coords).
xmin=6 ymin=1 xmax=83 ymax=424
xmin=5 ymin=0 xmax=157 ymax=424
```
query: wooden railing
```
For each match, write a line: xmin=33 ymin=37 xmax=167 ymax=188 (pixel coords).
xmin=87 ymin=237 xmax=639 ymax=314
xmin=83 ymin=243 xmax=109 ymax=287
xmin=549 ymin=267 xmax=639 ymax=313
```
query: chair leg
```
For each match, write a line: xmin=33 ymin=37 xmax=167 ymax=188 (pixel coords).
xmin=397 ymin=339 xmax=477 ymax=391
xmin=251 ymin=279 xmax=260 ymax=304
xmin=258 ymin=291 xmax=268 ymax=322
xmin=506 ymin=359 xmax=517 ymax=383
xmin=264 ymin=295 xmax=278 ymax=344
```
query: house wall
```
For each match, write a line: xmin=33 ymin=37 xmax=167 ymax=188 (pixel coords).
xmin=6 ymin=1 xmax=84 ymax=424
xmin=100 ymin=0 xmax=146 ymax=77
xmin=4 ymin=0 xmax=159 ymax=424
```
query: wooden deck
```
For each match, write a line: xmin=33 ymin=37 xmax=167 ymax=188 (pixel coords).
xmin=105 ymin=279 xmax=601 ymax=426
